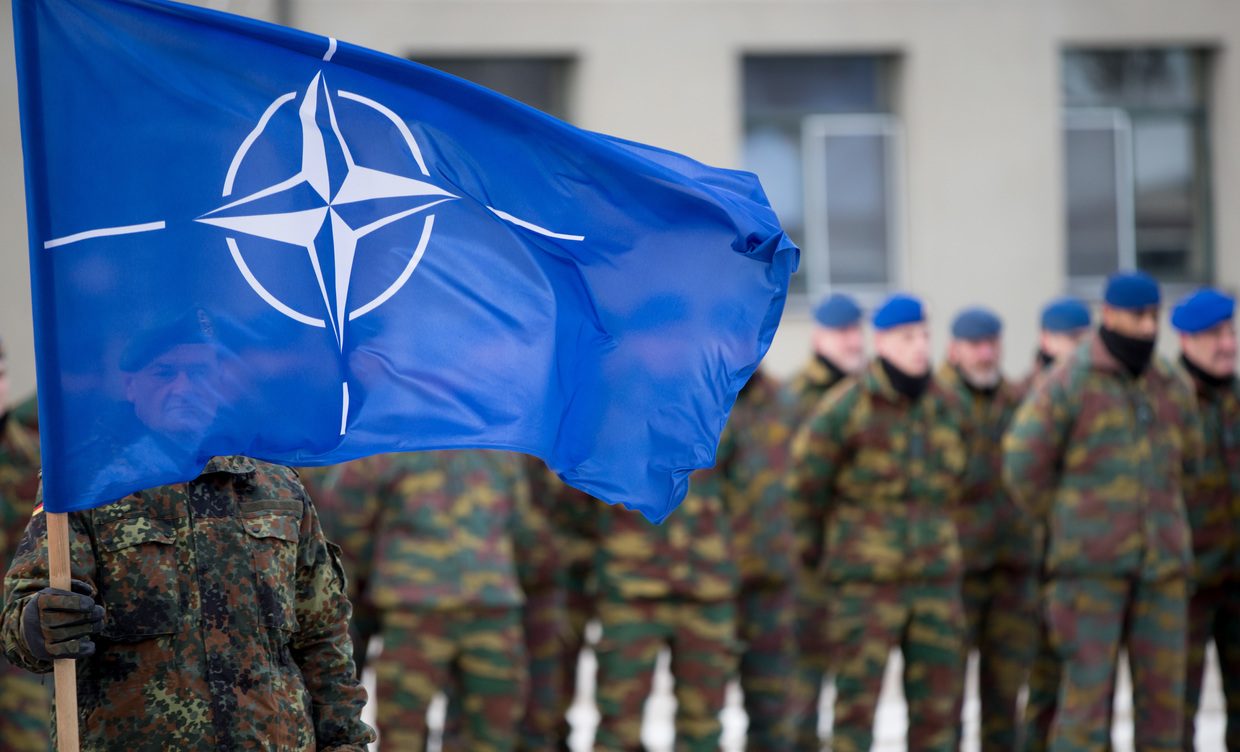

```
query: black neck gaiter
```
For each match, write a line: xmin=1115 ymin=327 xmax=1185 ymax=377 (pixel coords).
xmin=880 ymin=358 xmax=930 ymax=401
xmin=1099 ymin=327 xmax=1156 ymax=377
xmin=1037 ymin=350 xmax=1056 ymax=370
xmin=816 ymin=353 xmax=846 ymax=382
xmin=1180 ymin=354 xmax=1235 ymax=390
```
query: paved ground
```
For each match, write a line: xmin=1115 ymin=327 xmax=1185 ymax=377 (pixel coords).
xmin=362 ymin=635 xmax=1230 ymax=751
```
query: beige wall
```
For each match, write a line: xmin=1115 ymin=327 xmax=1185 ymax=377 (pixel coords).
xmin=2 ymin=0 xmax=1237 ymax=395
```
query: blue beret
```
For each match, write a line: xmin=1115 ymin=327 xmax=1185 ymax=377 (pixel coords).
xmin=873 ymin=293 xmax=925 ymax=331
xmin=951 ymin=307 xmax=1002 ymax=341
xmin=1104 ymin=271 xmax=1160 ymax=309
xmin=1040 ymin=297 xmax=1092 ymax=333
xmin=813 ymin=294 xmax=862 ymax=329
xmin=1172 ymin=288 xmax=1235 ymax=334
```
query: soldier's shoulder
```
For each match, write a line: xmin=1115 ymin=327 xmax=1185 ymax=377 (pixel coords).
xmin=245 ymin=459 xmax=311 ymax=501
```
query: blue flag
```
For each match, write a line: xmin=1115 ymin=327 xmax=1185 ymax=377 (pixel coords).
xmin=14 ymin=0 xmax=797 ymax=521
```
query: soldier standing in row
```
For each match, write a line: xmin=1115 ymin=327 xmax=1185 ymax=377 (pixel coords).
xmin=1172 ymin=289 xmax=1240 ymax=752
xmin=592 ymin=461 xmax=739 ymax=751
xmin=938 ymin=308 xmax=1035 ymax=752
xmin=0 ymin=338 xmax=51 ymax=752
xmin=722 ymin=367 xmax=799 ymax=750
xmin=789 ymin=293 xmax=967 ymax=752
xmin=1018 ymin=297 xmax=1095 ymax=752
xmin=786 ymin=293 xmax=867 ymax=751
xmin=548 ymin=480 xmax=599 ymax=752
xmin=1005 ymin=272 xmax=1202 ymax=752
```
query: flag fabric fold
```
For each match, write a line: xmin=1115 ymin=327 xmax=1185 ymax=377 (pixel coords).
xmin=13 ymin=0 xmax=798 ymax=522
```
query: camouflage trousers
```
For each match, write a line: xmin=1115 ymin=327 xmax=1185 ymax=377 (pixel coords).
xmin=594 ymin=597 xmax=739 ymax=752
xmin=736 ymin=583 xmax=797 ymax=751
xmin=1042 ymin=576 xmax=1186 ymax=752
xmin=0 ymin=662 xmax=51 ymax=752
xmin=519 ymin=586 xmax=569 ymax=752
xmin=373 ymin=606 xmax=528 ymax=752
xmin=1022 ymin=600 xmax=1114 ymax=752
xmin=792 ymin=577 xmax=832 ymax=752
xmin=556 ymin=562 xmax=596 ymax=752
xmin=1183 ymin=578 xmax=1240 ymax=752
xmin=953 ymin=567 xmax=1038 ymax=752
xmin=829 ymin=578 xmax=964 ymax=752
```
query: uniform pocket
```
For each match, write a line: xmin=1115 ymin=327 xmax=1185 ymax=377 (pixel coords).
xmin=242 ymin=509 xmax=302 ymax=632
xmin=95 ymin=518 xmax=181 ymax=640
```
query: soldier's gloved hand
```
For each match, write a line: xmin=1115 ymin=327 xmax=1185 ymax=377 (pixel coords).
xmin=21 ymin=579 xmax=105 ymax=662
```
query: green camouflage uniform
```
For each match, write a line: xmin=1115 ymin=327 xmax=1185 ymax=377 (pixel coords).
xmin=593 ymin=462 xmax=740 ymax=752
xmin=547 ymin=479 xmax=599 ymax=751
xmin=327 ymin=449 xmax=547 ymax=752
xmin=937 ymin=364 xmax=1037 ymax=752
xmin=1004 ymin=335 xmax=1202 ymax=752
xmin=1179 ymin=364 xmax=1240 ymax=751
xmin=723 ymin=370 xmax=798 ymax=751
xmin=0 ymin=416 xmax=51 ymax=752
xmin=789 ymin=358 xmax=968 ymax=752
xmin=0 ymin=456 xmax=374 ymax=752
xmin=9 ymin=394 xmax=38 ymax=433
xmin=785 ymin=355 xmax=849 ymax=751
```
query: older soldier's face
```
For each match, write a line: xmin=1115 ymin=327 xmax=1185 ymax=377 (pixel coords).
xmin=1181 ymin=319 xmax=1238 ymax=379
xmin=813 ymin=323 xmax=866 ymax=373
xmin=875 ymin=322 xmax=931 ymax=378
xmin=950 ymin=336 xmax=1002 ymax=388
xmin=125 ymin=344 xmax=222 ymax=441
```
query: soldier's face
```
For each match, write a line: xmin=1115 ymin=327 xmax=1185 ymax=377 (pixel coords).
xmin=875 ymin=322 xmax=931 ymax=378
xmin=1039 ymin=329 xmax=1089 ymax=361
xmin=124 ymin=344 xmax=222 ymax=441
xmin=950 ymin=337 xmax=1002 ymax=388
xmin=0 ymin=358 xmax=9 ymax=413
xmin=813 ymin=323 xmax=866 ymax=373
xmin=1102 ymin=305 xmax=1159 ymax=341
xmin=1181 ymin=319 xmax=1237 ymax=378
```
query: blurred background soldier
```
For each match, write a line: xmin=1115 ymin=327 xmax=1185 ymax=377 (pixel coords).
xmin=938 ymin=307 xmax=1035 ymax=752
xmin=786 ymin=292 xmax=866 ymax=751
xmin=1005 ymin=272 xmax=1202 ymax=752
xmin=0 ymin=336 xmax=50 ymax=752
xmin=329 ymin=449 xmax=548 ymax=752
xmin=592 ymin=464 xmax=739 ymax=752
xmin=723 ymin=366 xmax=798 ymax=750
xmin=789 ymin=294 xmax=968 ymax=752
xmin=1172 ymin=289 xmax=1240 ymax=752
xmin=1017 ymin=296 xmax=1097 ymax=752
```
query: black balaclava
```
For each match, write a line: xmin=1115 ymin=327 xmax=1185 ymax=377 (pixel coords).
xmin=1099 ymin=327 xmax=1156 ymax=377
xmin=1181 ymin=353 xmax=1235 ymax=390
xmin=880 ymin=357 xmax=930 ymax=401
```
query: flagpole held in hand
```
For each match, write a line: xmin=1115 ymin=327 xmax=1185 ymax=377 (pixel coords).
xmin=47 ymin=512 xmax=82 ymax=752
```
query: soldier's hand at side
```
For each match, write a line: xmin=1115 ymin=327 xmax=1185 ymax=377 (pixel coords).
xmin=21 ymin=578 xmax=105 ymax=662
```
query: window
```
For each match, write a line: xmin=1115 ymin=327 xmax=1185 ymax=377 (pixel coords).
xmin=411 ymin=57 xmax=574 ymax=122
xmin=743 ymin=55 xmax=899 ymax=299
xmin=1063 ymin=49 xmax=1212 ymax=290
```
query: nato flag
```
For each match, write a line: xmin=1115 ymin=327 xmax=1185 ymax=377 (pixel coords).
xmin=14 ymin=0 xmax=797 ymax=520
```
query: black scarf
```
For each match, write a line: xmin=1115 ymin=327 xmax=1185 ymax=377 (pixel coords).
xmin=1180 ymin=354 xmax=1235 ymax=390
xmin=1037 ymin=350 xmax=1056 ymax=370
xmin=816 ymin=353 xmax=846 ymax=383
xmin=880 ymin=358 xmax=930 ymax=401
xmin=1100 ymin=327 xmax=1155 ymax=377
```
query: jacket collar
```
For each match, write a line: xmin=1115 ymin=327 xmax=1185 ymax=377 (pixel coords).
xmin=201 ymin=455 xmax=258 ymax=476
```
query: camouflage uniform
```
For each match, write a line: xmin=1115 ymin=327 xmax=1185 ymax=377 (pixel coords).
xmin=1004 ymin=335 xmax=1202 ymax=752
xmin=0 ymin=416 xmax=51 ymax=752
xmin=0 ymin=456 xmax=374 ymax=752
xmin=549 ymin=480 xmax=599 ymax=751
xmin=327 ymin=449 xmax=547 ymax=752
xmin=937 ymin=364 xmax=1037 ymax=752
xmin=723 ymin=370 xmax=798 ymax=751
xmin=1179 ymin=365 xmax=1240 ymax=751
xmin=788 ymin=359 xmax=968 ymax=752
xmin=593 ymin=463 xmax=741 ymax=752
xmin=785 ymin=355 xmax=849 ymax=751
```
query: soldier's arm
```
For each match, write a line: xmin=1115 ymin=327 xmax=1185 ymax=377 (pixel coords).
xmin=0 ymin=489 xmax=98 ymax=674
xmin=288 ymin=491 xmax=376 ymax=751
xmin=786 ymin=387 xmax=854 ymax=568
xmin=509 ymin=455 xmax=560 ymax=592
xmin=1002 ymin=377 xmax=1074 ymax=521
xmin=1175 ymin=374 xmax=1206 ymax=501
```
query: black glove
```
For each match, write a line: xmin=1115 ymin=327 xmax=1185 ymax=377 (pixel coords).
xmin=21 ymin=579 xmax=105 ymax=662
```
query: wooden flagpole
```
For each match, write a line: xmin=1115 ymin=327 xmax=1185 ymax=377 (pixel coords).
xmin=47 ymin=511 xmax=81 ymax=752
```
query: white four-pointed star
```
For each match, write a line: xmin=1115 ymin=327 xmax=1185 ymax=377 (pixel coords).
xmin=197 ymin=72 xmax=456 ymax=347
